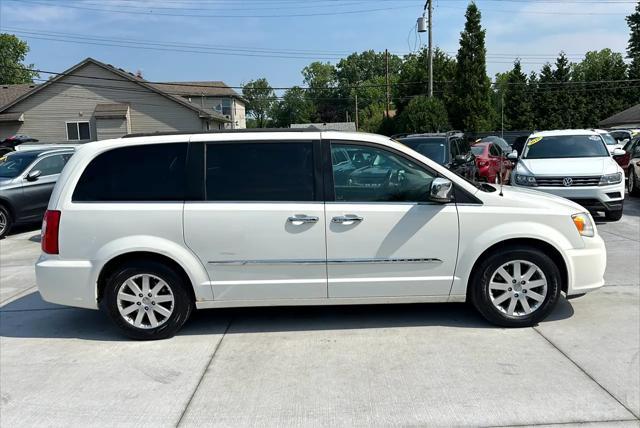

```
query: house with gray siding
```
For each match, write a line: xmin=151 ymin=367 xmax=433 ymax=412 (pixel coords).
xmin=0 ymin=58 xmax=246 ymax=143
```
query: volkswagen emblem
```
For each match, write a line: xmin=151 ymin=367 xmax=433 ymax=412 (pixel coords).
xmin=563 ymin=177 xmax=573 ymax=187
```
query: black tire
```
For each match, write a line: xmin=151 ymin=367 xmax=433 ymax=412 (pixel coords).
xmin=102 ymin=260 xmax=193 ymax=340
xmin=629 ymin=168 xmax=640 ymax=197
xmin=470 ymin=246 xmax=562 ymax=327
xmin=0 ymin=205 xmax=12 ymax=239
xmin=605 ymin=204 xmax=623 ymax=221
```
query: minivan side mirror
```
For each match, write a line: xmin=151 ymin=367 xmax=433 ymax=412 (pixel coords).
xmin=454 ymin=154 xmax=467 ymax=164
xmin=429 ymin=178 xmax=453 ymax=203
xmin=612 ymin=148 xmax=625 ymax=157
xmin=507 ymin=150 xmax=518 ymax=160
xmin=26 ymin=170 xmax=41 ymax=181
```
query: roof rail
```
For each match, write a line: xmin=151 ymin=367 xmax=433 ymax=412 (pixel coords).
xmin=122 ymin=128 xmax=322 ymax=138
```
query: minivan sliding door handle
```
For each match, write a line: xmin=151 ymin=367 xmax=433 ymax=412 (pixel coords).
xmin=287 ymin=215 xmax=319 ymax=224
xmin=331 ymin=215 xmax=364 ymax=224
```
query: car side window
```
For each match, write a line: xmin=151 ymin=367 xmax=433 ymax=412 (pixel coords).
xmin=489 ymin=144 xmax=501 ymax=157
xmin=450 ymin=139 xmax=461 ymax=159
xmin=30 ymin=153 xmax=70 ymax=177
xmin=205 ymin=141 xmax=315 ymax=201
xmin=73 ymin=143 xmax=187 ymax=202
xmin=331 ymin=143 xmax=435 ymax=203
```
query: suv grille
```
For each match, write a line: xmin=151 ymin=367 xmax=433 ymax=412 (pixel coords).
xmin=536 ymin=176 xmax=601 ymax=187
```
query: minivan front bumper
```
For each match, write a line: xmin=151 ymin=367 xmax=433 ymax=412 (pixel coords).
xmin=36 ymin=255 xmax=98 ymax=309
xmin=564 ymin=234 xmax=606 ymax=296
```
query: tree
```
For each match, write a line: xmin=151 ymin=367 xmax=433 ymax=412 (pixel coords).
xmin=452 ymin=3 xmax=493 ymax=132
xmin=572 ymin=49 xmax=628 ymax=126
xmin=270 ymin=86 xmax=314 ymax=128
xmin=0 ymin=34 xmax=38 ymax=84
xmin=302 ymin=62 xmax=338 ymax=122
xmin=242 ymin=78 xmax=275 ymax=128
xmin=626 ymin=2 xmax=640 ymax=102
xmin=503 ymin=60 xmax=534 ymax=130
xmin=396 ymin=48 xmax=457 ymax=117
xmin=396 ymin=96 xmax=449 ymax=133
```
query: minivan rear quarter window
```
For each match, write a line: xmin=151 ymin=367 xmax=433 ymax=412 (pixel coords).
xmin=73 ymin=143 xmax=187 ymax=202
xmin=205 ymin=142 xmax=315 ymax=201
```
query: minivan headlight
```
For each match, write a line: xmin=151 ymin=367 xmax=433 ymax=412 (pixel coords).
xmin=572 ymin=212 xmax=595 ymax=238
xmin=514 ymin=174 xmax=537 ymax=186
xmin=599 ymin=172 xmax=622 ymax=185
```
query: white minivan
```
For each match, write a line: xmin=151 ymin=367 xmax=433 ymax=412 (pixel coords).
xmin=36 ymin=130 xmax=606 ymax=339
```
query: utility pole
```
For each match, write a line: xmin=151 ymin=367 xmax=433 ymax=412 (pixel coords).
xmin=427 ymin=0 xmax=433 ymax=98
xmin=385 ymin=49 xmax=390 ymax=117
xmin=418 ymin=1 xmax=433 ymax=98
xmin=355 ymin=93 xmax=359 ymax=131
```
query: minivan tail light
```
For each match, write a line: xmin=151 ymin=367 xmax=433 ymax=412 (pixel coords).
xmin=42 ymin=210 xmax=61 ymax=254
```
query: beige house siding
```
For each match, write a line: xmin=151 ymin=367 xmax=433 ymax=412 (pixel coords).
xmin=96 ymin=117 xmax=129 ymax=140
xmin=0 ymin=62 xmax=213 ymax=141
xmin=183 ymin=95 xmax=246 ymax=129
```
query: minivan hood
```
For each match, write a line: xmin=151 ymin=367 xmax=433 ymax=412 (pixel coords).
xmin=519 ymin=157 xmax=614 ymax=176
xmin=479 ymin=184 xmax=587 ymax=214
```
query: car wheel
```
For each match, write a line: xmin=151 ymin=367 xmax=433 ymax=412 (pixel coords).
xmin=0 ymin=206 xmax=12 ymax=239
xmin=605 ymin=206 xmax=623 ymax=221
xmin=470 ymin=246 xmax=561 ymax=327
xmin=629 ymin=169 xmax=640 ymax=196
xmin=102 ymin=260 xmax=193 ymax=340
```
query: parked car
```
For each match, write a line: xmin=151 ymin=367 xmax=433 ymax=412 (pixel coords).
xmin=627 ymin=140 xmax=640 ymax=196
xmin=478 ymin=135 xmax=512 ymax=153
xmin=511 ymin=135 xmax=528 ymax=157
xmin=36 ymin=130 xmax=606 ymax=339
xmin=614 ymin=136 xmax=640 ymax=171
xmin=0 ymin=135 xmax=39 ymax=156
xmin=511 ymin=130 xmax=625 ymax=220
xmin=609 ymin=129 xmax=639 ymax=146
xmin=471 ymin=141 xmax=512 ymax=184
xmin=594 ymin=129 xmax=623 ymax=154
xmin=396 ymin=132 xmax=479 ymax=181
xmin=0 ymin=148 xmax=74 ymax=238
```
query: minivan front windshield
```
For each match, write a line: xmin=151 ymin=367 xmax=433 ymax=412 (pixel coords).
xmin=523 ymin=135 xmax=609 ymax=159
xmin=0 ymin=152 xmax=38 ymax=178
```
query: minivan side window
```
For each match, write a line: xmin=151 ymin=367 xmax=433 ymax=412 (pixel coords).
xmin=30 ymin=153 xmax=72 ymax=177
xmin=73 ymin=143 xmax=187 ymax=202
xmin=450 ymin=139 xmax=461 ymax=159
xmin=205 ymin=142 xmax=315 ymax=201
xmin=331 ymin=143 xmax=434 ymax=203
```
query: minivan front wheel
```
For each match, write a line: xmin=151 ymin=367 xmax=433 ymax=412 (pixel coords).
xmin=102 ymin=261 xmax=193 ymax=340
xmin=470 ymin=247 xmax=561 ymax=327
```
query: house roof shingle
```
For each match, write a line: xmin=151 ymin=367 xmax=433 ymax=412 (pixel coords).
xmin=0 ymin=84 xmax=38 ymax=109
xmin=149 ymin=81 xmax=241 ymax=98
xmin=598 ymin=104 xmax=640 ymax=127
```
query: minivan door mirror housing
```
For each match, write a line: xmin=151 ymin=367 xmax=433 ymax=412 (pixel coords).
xmin=26 ymin=170 xmax=41 ymax=181
xmin=429 ymin=178 xmax=454 ymax=203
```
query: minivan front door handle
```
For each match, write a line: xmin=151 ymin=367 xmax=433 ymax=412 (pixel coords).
xmin=331 ymin=215 xmax=364 ymax=224
xmin=287 ymin=215 xmax=319 ymax=224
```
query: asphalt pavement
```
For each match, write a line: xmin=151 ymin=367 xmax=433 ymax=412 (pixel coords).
xmin=1 ymin=199 xmax=638 ymax=427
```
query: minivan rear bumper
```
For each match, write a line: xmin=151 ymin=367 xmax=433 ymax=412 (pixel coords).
xmin=564 ymin=234 xmax=606 ymax=296
xmin=36 ymin=255 xmax=98 ymax=309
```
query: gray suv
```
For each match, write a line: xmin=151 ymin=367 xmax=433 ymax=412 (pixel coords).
xmin=0 ymin=149 xmax=74 ymax=238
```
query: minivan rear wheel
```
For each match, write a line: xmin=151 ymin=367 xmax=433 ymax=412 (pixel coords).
xmin=102 ymin=260 xmax=193 ymax=340
xmin=470 ymin=246 xmax=561 ymax=327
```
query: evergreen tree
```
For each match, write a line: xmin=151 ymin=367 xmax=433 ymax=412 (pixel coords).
xmin=396 ymin=96 xmax=449 ymax=133
xmin=452 ymin=2 xmax=493 ymax=132
xmin=503 ymin=60 xmax=534 ymax=130
xmin=270 ymin=86 xmax=315 ymax=128
xmin=626 ymin=2 xmax=640 ymax=102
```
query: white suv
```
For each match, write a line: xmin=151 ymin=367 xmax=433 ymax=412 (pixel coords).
xmin=511 ymin=130 xmax=626 ymax=221
xmin=36 ymin=130 xmax=606 ymax=339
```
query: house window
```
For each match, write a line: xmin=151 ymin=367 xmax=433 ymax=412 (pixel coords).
xmin=66 ymin=121 xmax=90 ymax=141
xmin=214 ymin=98 xmax=232 ymax=117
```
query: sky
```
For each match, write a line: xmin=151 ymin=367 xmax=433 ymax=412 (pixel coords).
xmin=0 ymin=0 xmax=637 ymax=93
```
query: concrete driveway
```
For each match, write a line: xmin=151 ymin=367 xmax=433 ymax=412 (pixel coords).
xmin=1 ymin=199 xmax=639 ymax=427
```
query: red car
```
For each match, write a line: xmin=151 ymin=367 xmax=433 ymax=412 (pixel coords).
xmin=471 ymin=141 xmax=512 ymax=184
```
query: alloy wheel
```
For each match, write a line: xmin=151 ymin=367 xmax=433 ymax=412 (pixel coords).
xmin=488 ymin=260 xmax=548 ymax=317
xmin=0 ymin=211 xmax=7 ymax=236
xmin=117 ymin=274 xmax=175 ymax=329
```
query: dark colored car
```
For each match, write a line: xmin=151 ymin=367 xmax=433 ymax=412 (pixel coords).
xmin=0 ymin=135 xmax=39 ymax=156
xmin=0 ymin=148 xmax=74 ymax=238
xmin=396 ymin=133 xmax=479 ymax=181
xmin=609 ymin=129 xmax=639 ymax=146
xmin=471 ymin=141 xmax=513 ymax=184
xmin=511 ymin=135 xmax=529 ymax=157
